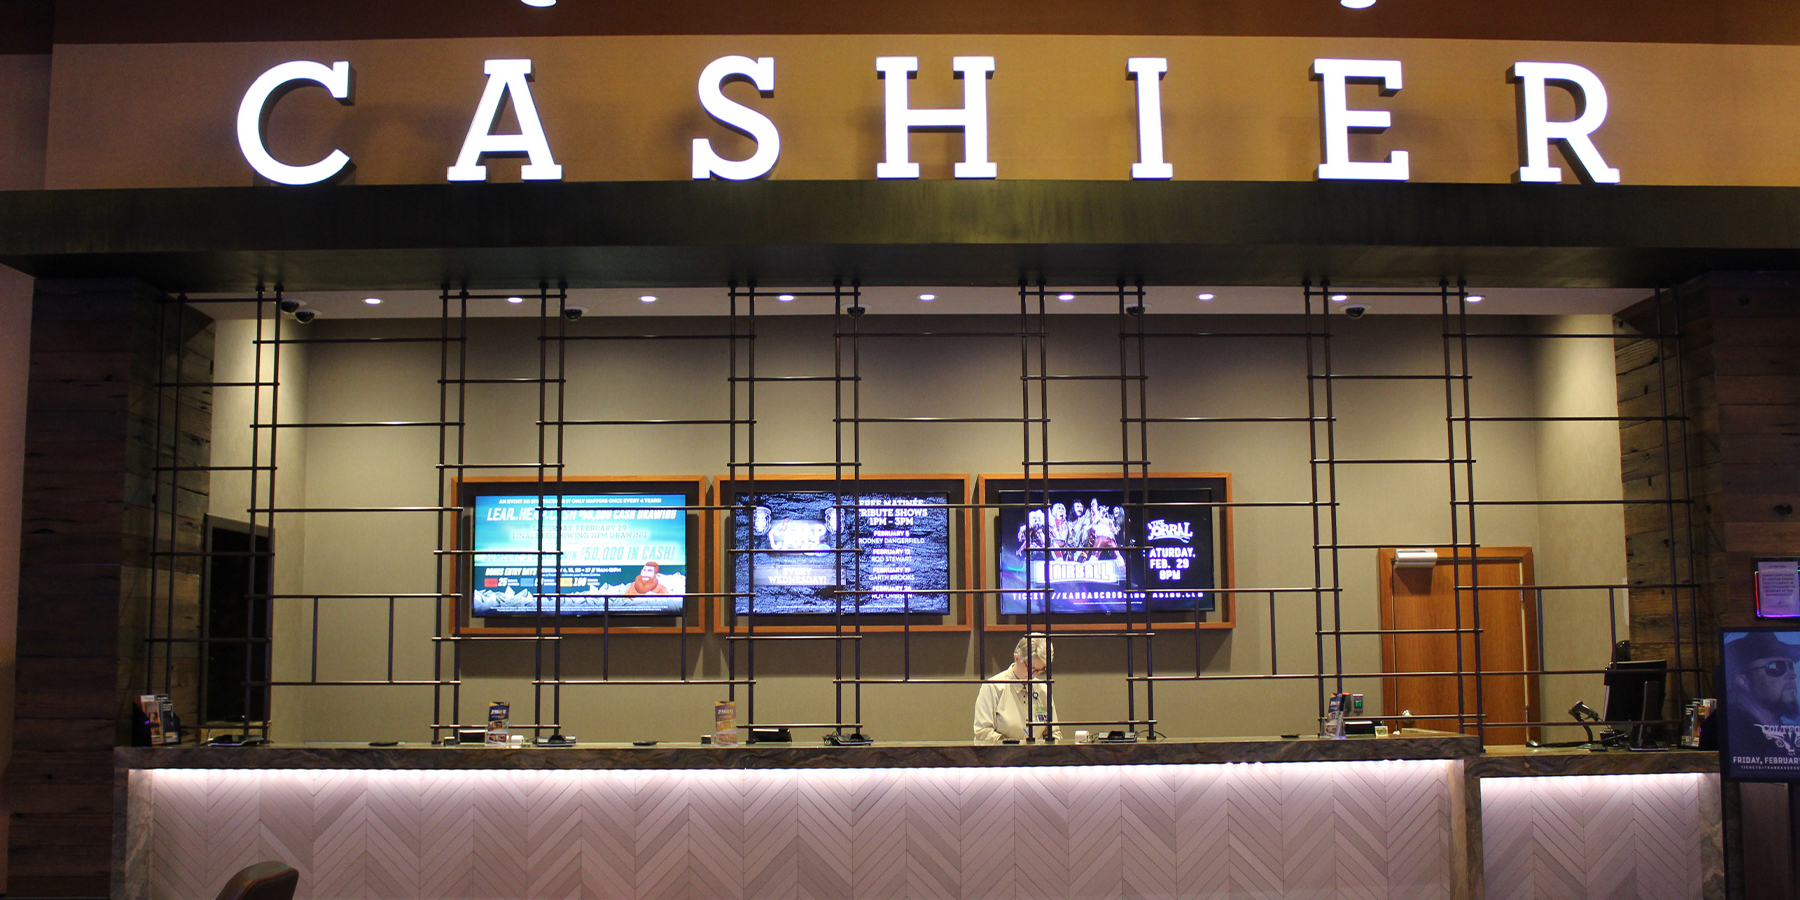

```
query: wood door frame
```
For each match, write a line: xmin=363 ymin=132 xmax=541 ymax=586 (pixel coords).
xmin=1378 ymin=546 xmax=1538 ymax=742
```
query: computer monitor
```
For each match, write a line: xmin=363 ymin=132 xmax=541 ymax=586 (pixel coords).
xmin=1602 ymin=658 xmax=1667 ymax=748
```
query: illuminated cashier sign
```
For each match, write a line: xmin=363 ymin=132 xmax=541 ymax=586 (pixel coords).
xmin=237 ymin=54 xmax=1620 ymax=186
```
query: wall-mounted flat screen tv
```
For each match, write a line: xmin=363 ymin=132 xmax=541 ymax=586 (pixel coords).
xmin=726 ymin=486 xmax=954 ymax=615
xmin=1721 ymin=626 xmax=1800 ymax=782
xmin=992 ymin=480 xmax=1219 ymax=615
xmin=467 ymin=488 xmax=690 ymax=616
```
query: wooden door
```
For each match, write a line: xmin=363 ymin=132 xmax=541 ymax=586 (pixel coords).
xmin=1379 ymin=548 xmax=1538 ymax=746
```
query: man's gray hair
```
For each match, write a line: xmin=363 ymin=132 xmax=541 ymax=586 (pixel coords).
xmin=1014 ymin=632 xmax=1053 ymax=663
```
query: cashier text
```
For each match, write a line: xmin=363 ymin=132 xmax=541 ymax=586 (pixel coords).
xmin=236 ymin=55 xmax=1619 ymax=187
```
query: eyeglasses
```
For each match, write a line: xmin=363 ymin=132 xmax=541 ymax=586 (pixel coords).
xmin=1755 ymin=660 xmax=1794 ymax=678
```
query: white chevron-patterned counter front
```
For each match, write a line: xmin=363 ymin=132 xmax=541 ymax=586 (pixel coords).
xmin=137 ymin=760 xmax=1453 ymax=900
xmin=1481 ymin=773 xmax=1710 ymax=900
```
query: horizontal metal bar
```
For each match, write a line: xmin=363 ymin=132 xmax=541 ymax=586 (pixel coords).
xmin=552 ymin=418 xmax=750 ymax=426
xmin=1312 ymin=289 xmax=1450 ymax=298
xmin=534 ymin=679 xmax=754 ymax=686
xmin=251 ymin=421 xmax=457 ymax=428
xmin=254 ymin=337 xmax=457 ymax=345
xmin=847 ymin=331 xmax=1048 ymax=339
xmin=259 ymin=680 xmax=446 ymax=686
xmin=153 ymin=465 xmax=273 ymax=472
xmin=728 ymin=375 xmax=852 ymax=383
xmin=552 ymin=333 xmax=746 ymax=342
xmin=737 ymin=722 xmax=865 ymax=730
xmin=259 ymin=506 xmax=459 ymax=513
xmin=1129 ymin=416 xmax=1326 ymax=424
xmin=436 ymin=462 xmax=565 ymax=469
xmin=727 ymin=461 xmax=863 ymax=467
xmin=1459 ymin=332 xmax=1678 ymax=340
xmin=1455 ymin=499 xmax=1685 ymax=507
xmin=845 ymin=417 xmax=1045 ymax=424
xmin=144 ymin=636 xmax=271 ymax=644
xmin=442 ymin=377 xmax=566 ymax=384
xmin=259 ymin=593 xmax=460 ymax=599
xmin=1322 ymin=542 xmax=1479 ymax=550
xmin=1024 ymin=375 xmax=1147 ymax=381
xmin=1315 ymin=458 xmax=1472 ymax=465
xmin=723 ymin=633 xmax=865 ymax=640
xmin=1322 ymin=628 xmax=1479 ymax=635
xmin=1023 ymin=460 xmax=1150 ymax=467
xmin=1456 ymin=415 xmax=1684 ymax=423
xmin=1315 ymin=374 xmax=1469 ymax=381
xmin=152 ymin=381 xmax=277 ymax=388
xmin=1140 ymin=332 xmax=1322 ymax=340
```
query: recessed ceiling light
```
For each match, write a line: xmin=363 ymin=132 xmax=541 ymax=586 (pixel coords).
xmin=522 ymin=0 xmax=556 ymax=6
xmin=363 ymin=297 xmax=382 ymax=305
xmin=506 ymin=296 xmax=524 ymax=304
xmin=1466 ymin=294 xmax=1485 ymax=303
xmin=778 ymin=294 xmax=795 ymax=302
xmin=1197 ymin=293 xmax=1215 ymax=301
xmin=1330 ymin=294 xmax=1348 ymax=302
xmin=639 ymin=295 xmax=657 ymax=303
xmin=919 ymin=293 xmax=936 ymax=301
xmin=1057 ymin=293 xmax=1076 ymax=301
xmin=1341 ymin=0 xmax=1375 ymax=8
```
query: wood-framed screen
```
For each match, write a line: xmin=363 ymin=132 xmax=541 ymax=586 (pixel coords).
xmin=452 ymin=476 xmax=708 ymax=635
xmin=712 ymin=474 xmax=973 ymax=634
xmin=976 ymin=473 xmax=1235 ymax=632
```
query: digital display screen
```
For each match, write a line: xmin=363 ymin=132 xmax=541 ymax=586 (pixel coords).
xmin=470 ymin=493 xmax=687 ymax=616
xmin=1722 ymin=627 xmax=1800 ymax=782
xmin=731 ymin=491 xmax=952 ymax=615
xmin=995 ymin=488 xmax=1215 ymax=615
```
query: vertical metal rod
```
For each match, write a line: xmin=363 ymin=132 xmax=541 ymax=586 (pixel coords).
xmin=851 ymin=280 xmax=866 ymax=731
xmin=246 ymin=291 xmax=268 ymax=735
xmin=1440 ymin=282 xmax=1469 ymax=735
xmin=261 ymin=295 xmax=284 ymax=741
xmin=834 ymin=282 xmax=846 ymax=734
xmin=451 ymin=288 xmax=469 ymax=734
xmin=1304 ymin=281 xmax=1325 ymax=722
xmin=1119 ymin=283 xmax=1137 ymax=730
xmin=1456 ymin=281 xmax=1485 ymax=742
xmin=432 ymin=286 xmax=450 ymax=740
xmin=1135 ymin=281 xmax=1156 ymax=736
xmin=727 ymin=281 xmax=739 ymax=705
xmin=554 ymin=284 xmax=568 ymax=736
xmin=533 ymin=286 xmax=549 ymax=739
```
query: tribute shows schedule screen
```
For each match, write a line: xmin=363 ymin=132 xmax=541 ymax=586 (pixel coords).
xmin=731 ymin=491 xmax=951 ymax=615
xmin=470 ymin=493 xmax=687 ymax=616
xmin=996 ymin=488 xmax=1215 ymax=615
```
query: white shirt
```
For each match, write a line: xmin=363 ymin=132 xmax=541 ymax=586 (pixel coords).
xmin=972 ymin=667 xmax=1062 ymax=742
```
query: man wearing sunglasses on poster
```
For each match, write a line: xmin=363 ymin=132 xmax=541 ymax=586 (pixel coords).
xmin=1725 ymin=631 xmax=1800 ymax=759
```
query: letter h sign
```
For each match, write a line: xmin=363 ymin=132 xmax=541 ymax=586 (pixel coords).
xmin=875 ymin=56 xmax=997 ymax=179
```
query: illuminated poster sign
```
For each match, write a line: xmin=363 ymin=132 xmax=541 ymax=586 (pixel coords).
xmin=236 ymin=53 xmax=1620 ymax=187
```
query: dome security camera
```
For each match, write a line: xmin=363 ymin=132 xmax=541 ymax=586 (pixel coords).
xmin=1343 ymin=304 xmax=1371 ymax=319
xmin=562 ymin=306 xmax=587 ymax=321
xmin=293 ymin=308 xmax=318 ymax=324
xmin=277 ymin=298 xmax=303 ymax=314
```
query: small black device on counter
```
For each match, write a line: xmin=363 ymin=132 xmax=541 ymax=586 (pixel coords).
xmin=455 ymin=726 xmax=487 ymax=745
xmin=632 ymin=740 xmax=657 ymax=747
xmin=1096 ymin=730 xmax=1138 ymax=743
xmin=824 ymin=731 xmax=872 ymax=746
xmin=368 ymin=741 xmax=399 ymax=747
xmin=747 ymin=727 xmax=792 ymax=744
xmin=536 ymin=734 xmax=577 ymax=747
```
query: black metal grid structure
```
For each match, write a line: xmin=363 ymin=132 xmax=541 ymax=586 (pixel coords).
xmin=137 ymin=280 xmax=1703 ymax=745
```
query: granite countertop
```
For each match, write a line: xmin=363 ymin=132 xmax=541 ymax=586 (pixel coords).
xmin=115 ymin=733 xmax=1483 ymax=770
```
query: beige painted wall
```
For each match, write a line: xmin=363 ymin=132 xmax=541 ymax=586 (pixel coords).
xmin=39 ymin=34 xmax=1800 ymax=188
xmin=0 ymin=264 xmax=34 ymax=892
xmin=208 ymin=319 xmax=309 ymax=736
xmin=1530 ymin=315 xmax=1631 ymax=736
xmin=205 ymin=310 xmax=1627 ymax=744
xmin=0 ymin=54 xmax=49 ymax=191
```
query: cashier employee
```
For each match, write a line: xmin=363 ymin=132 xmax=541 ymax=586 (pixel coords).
xmin=973 ymin=633 xmax=1062 ymax=742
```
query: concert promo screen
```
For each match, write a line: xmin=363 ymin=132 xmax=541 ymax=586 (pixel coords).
xmin=730 ymin=490 xmax=952 ymax=615
xmin=1722 ymin=627 xmax=1800 ymax=782
xmin=470 ymin=492 xmax=688 ymax=616
xmin=995 ymin=488 xmax=1215 ymax=615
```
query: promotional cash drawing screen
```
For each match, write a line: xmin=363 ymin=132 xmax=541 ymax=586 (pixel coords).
xmin=995 ymin=487 xmax=1215 ymax=615
xmin=470 ymin=492 xmax=688 ymax=616
xmin=730 ymin=490 xmax=953 ymax=615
